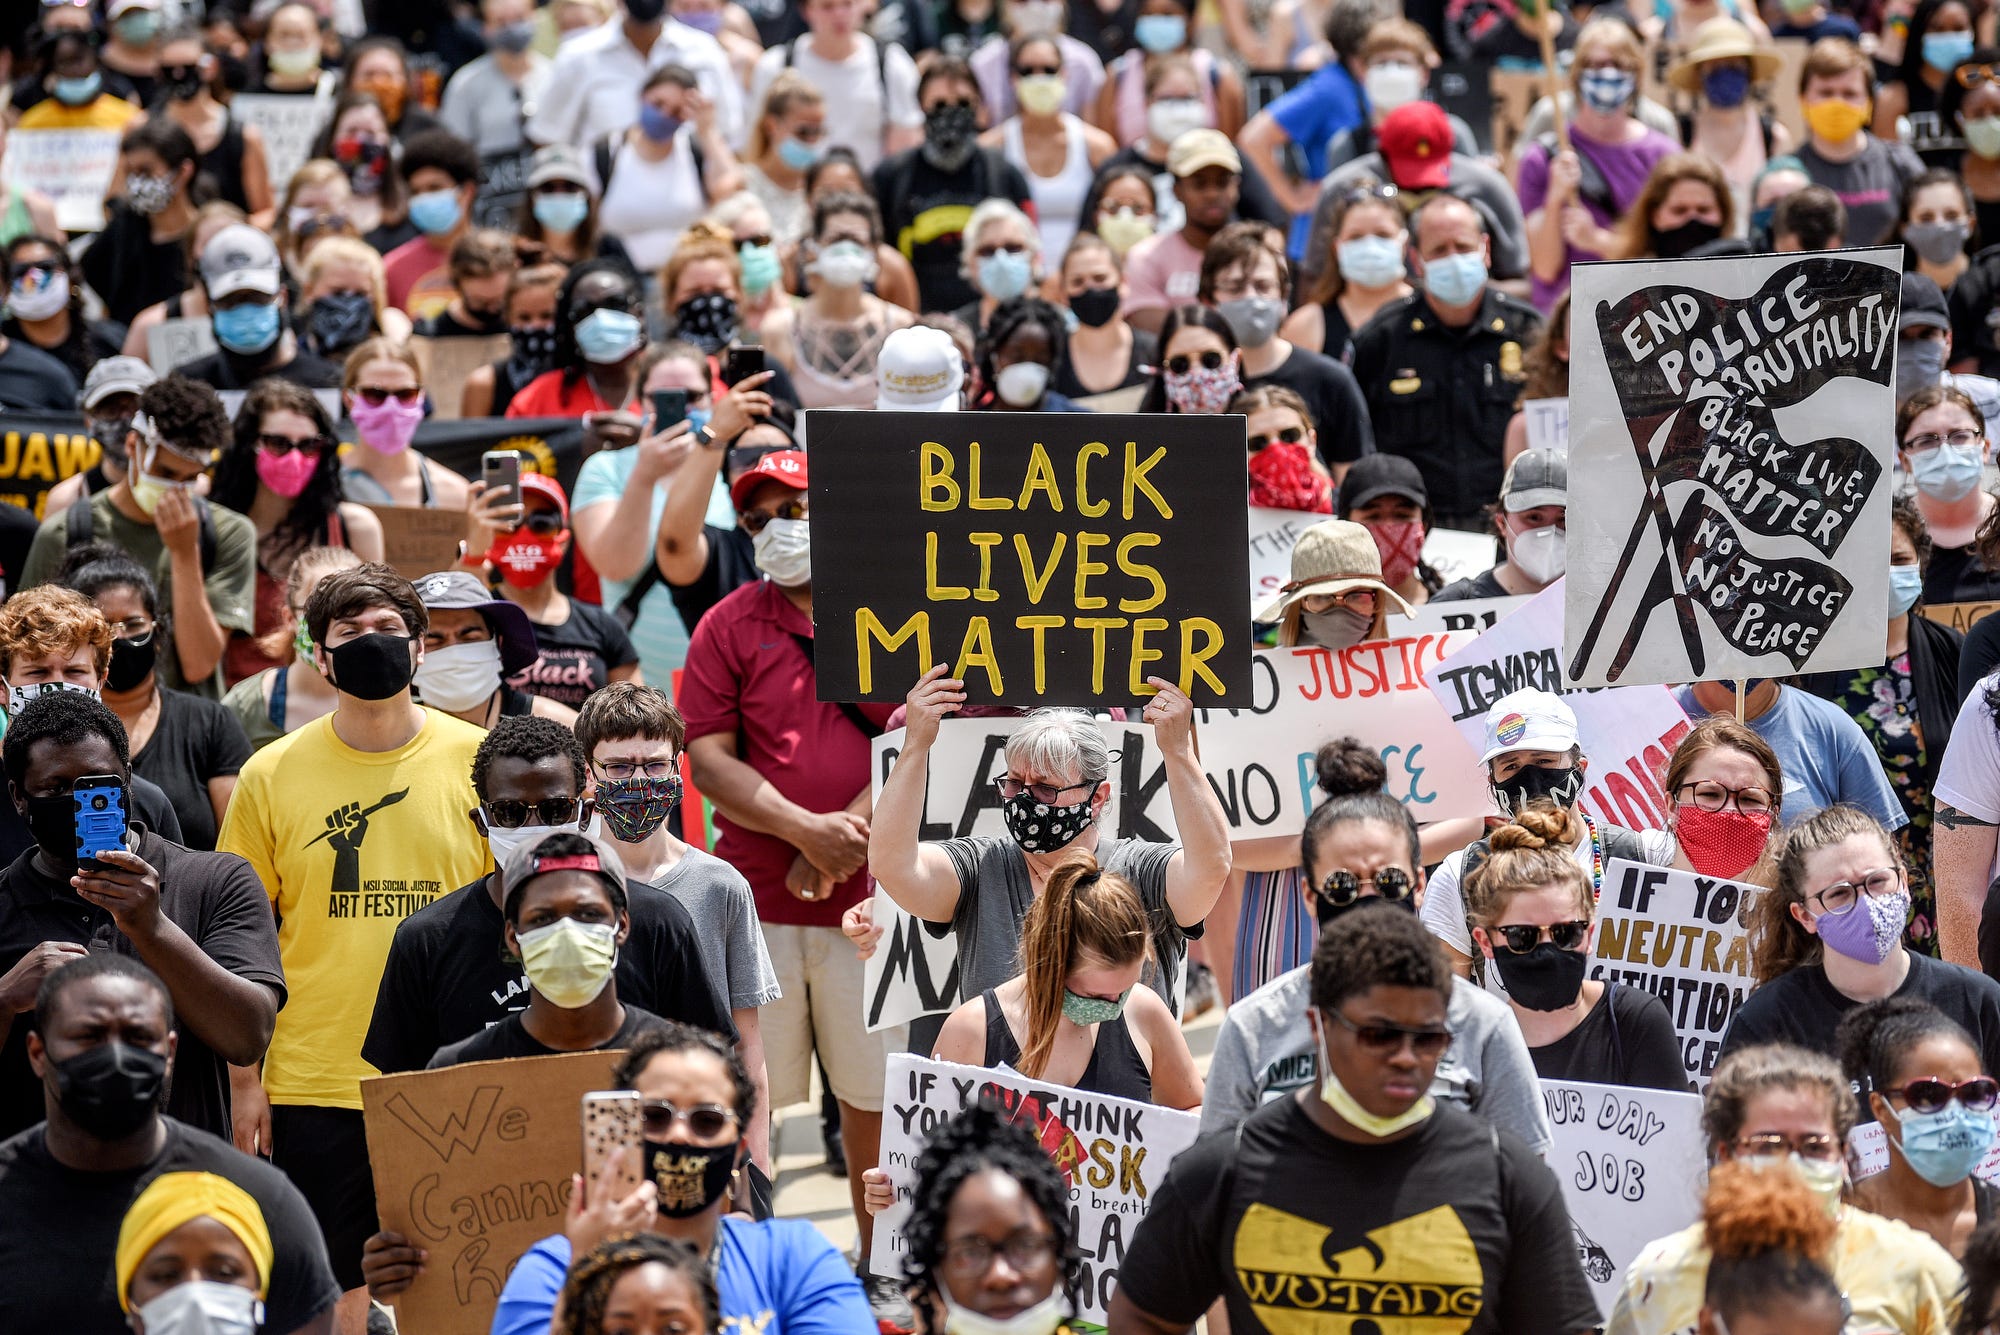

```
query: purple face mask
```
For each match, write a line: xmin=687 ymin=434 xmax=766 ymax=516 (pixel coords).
xmin=1813 ymin=881 xmax=1910 ymax=965
xmin=677 ymin=7 xmax=724 ymax=33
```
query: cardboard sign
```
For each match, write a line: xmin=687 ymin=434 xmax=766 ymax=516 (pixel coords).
xmin=1427 ymin=581 xmax=1692 ymax=830
xmin=366 ymin=504 xmax=469 ymax=581
xmin=409 ymin=334 xmax=513 ymax=420
xmin=362 ymin=1051 xmax=620 ymax=1335
xmin=806 ymin=410 xmax=1253 ymax=705
xmin=1393 ymin=595 xmax=1529 ymax=641
xmin=1075 ymin=385 xmax=1148 ymax=415
xmin=1542 ymin=1079 xmax=1707 ymax=1322
xmin=0 ymin=412 xmax=103 ymax=518
xmin=1247 ymin=505 xmax=1317 ymax=613
xmin=1 ymin=127 xmax=121 ymax=231
xmin=869 ymin=1054 xmax=1202 ymax=1322
xmin=1524 ymin=397 xmax=1569 ymax=454
xmin=1589 ymin=859 xmax=1762 ymax=1087
xmin=1923 ymin=600 xmax=2000 ymax=635
xmin=233 ymin=93 xmax=332 ymax=195
xmin=864 ymin=891 xmax=963 ymax=1031
xmin=1564 ymin=251 xmax=1900 ymax=688
xmin=148 ymin=317 xmax=218 ymax=376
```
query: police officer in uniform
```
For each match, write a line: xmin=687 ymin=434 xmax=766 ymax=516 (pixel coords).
xmin=1350 ymin=192 xmax=1542 ymax=532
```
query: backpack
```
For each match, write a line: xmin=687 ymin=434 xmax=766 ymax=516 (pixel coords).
xmin=68 ymin=491 xmax=217 ymax=574
xmin=592 ymin=126 xmax=708 ymax=197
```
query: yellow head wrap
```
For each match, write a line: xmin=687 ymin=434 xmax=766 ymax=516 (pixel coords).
xmin=115 ymin=1172 xmax=274 ymax=1312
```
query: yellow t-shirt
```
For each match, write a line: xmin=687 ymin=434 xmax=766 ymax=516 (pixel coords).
xmin=16 ymin=96 xmax=142 ymax=132
xmin=1606 ymin=1206 xmax=1962 ymax=1335
xmin=218 ymin=709 xmax=491 ymax=1110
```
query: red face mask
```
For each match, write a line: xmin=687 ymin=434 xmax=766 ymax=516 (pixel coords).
xmin=1673 ymin=806 xmax=1773 ymax=879
xmin=487 ymin=529 xmax=565 ymax=588
xmin=1247 ymin=441 xmax=1331 ymax=513
xmin=1367 ymin=519 xmax=1425 ymax=588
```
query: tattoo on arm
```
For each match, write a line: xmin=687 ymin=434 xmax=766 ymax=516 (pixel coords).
xmin=1936 ymin=804 xmax=1998 ymax=831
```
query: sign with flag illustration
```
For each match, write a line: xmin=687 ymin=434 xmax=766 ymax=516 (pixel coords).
xmin=1563 ymin=250 xmax=1899 ymax=687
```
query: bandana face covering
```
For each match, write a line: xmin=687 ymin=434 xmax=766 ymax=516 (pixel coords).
xmin=1247 ymin=441 xmax=1331 ymax=513
xmin=1673 ymin=806 xmax=1772 ymax=879
xmin=1367 ymin=520 xmax=1425 ymax=588
xmin=1001 ymin=789 xmax=1093 ymax=853
xmin=1163 ymin=357 xmax=1240 ymax=414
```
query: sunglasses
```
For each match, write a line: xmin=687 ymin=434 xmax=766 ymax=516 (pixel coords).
xmin=638 ymin=1099 xmax=740 ymax=1139
xmin=256 ymin=432 xmax=328 ymax=455
xmin=295 ymin=213 xmax=355 ymax=240
xmin=353 ymin=385 xmax=422 ymax=406
xmin=520 ymin=510 xmax=564 ymax=535
xmin=1488 ymin=921 xmax=1590 ymax=954
xmin=1885 ymin=1075 xmax=2000 ymax=1114
xmin=739 ymin=496 xmax=807 ymax=534
xmin=1326 ymin=1006 xmax=1451 ymax=1056
xmin=481 ymin=797 xmax=582 ymax=829
xmin=1248 ymin=425 xmax=1306 ymax=452
xmin=975 ymin=243 xmax=1027 ymax=259
xmin=1016 ymin=63 xmax=1061 ymax=77
xmin=1317 ymin=866 xmax=1412 ymax=908
xmin=1165 ymin=351 xmax=1226 ymax=375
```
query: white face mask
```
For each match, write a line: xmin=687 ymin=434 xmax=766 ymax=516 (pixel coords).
xmin=482 ymin=818 xmax=571 ymax=870
xmin=1507 ymin=523 xmax=1566 ymax=584
xmin=939 ymin=1288 xmax=1070 ymax=1335
xmin=132 ymin=1280 xmax=264 ymax=1335
xmin=996 ymin=361 xmax=1051 ymax=406
xmin=812 ymin=239 xmax=877 ymax=288
xmin=412 ymin=640 xmax=503 ymax=712
xmin=1364 ymin=61 xmax=1423 ymax=113
xmin=6 ymin=678 xmax=99 ymax=716
xmin=753 ymin=517 xmax=813 ymax=587
xmin=1146 ymin=97 xmax=1208 ymax=146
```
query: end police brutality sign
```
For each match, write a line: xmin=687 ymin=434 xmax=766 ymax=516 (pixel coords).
xmin=806 ymin=411 xmax=1253 ymax=705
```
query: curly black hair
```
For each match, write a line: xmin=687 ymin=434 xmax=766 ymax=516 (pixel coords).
xmin=139 ymin=375 xmax=230 ymax=459
xmin=211 ymin=379 xmax=346 ymax=559
xmin=900 ymin=1102 xmax=1082 ymax=1334
xmin=471 ymin=715 xmax=586 ymax=802
xmin=975 ymin=297 xmax=1068 ymax=410
xmin=553 ymin=259 xmax=646 ymax=382
xmin=1835 ymin=995 xmax=1977 ymax=1100
xmin=398 ymin=126 xmax=480 ymax=188
xmin=555 ymin=1233 xmax=717 ymax=1335
xmin=1308 ymin=894 xmax=1450 ymax=1012
xmin=613 ymin=1020 xmax=756 ymax=1129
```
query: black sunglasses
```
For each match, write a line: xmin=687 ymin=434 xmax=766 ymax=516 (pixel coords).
xmin=481 ymin=797 xmax=582 ymax=829
xmin=736 ymin=234 xmax=774 ymax=250
xmin=1317 ymin=866 xmax=1412 ymax=908
xmin=1166 ymin=351 xmax=1225 ymax=375
xmin=1248 ymin=425 xmax=1306 ymax=452
xmin=256 ymin=432 xmax=329 ymax=455
xmin=1489 ymin=921 xmax=1590 ymax=954
xmin=1326 ymin=1007 xmax=1451 ymax=1056
xmin=1016 ymin=63 xmax=1061 ymax=77
xmin=520 ymin=511 xmax=564 ymax=535
xmin=353 ymin=385 xmax=422 ymax=406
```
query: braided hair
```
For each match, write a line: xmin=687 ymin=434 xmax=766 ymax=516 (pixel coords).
xmin=975 ymin=297 xmax=1068 ymax=409
xmin=555 ymin=1233 xmax=716 ymax=1335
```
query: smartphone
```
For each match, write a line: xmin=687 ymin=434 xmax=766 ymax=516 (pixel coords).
xmin=649 ymin=389 xmax=689 ymax=432
xmin=722 ymin=345 xmax=765 ymax=388
xmin=582 ymin=1091 xmax=644 ymax=1201
xmin=72 ymin=775 xmax=129 ymax=868
xmin=481 ymin=450 xmax=522 ymax=509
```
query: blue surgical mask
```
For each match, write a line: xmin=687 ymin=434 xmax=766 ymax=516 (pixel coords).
xmin=213 ymin=299 xmax=281 ymax=355
xmin=532 ymin=192 xmax=590 ymax=234
xmin=1579 ymin=68 xmax=1635 ymax=113
xmin=1909 ymin=440 xmax=1985 ymax=501
xmin=1422 ymin=251 xmax=1487 ymax=307
xmin=977 ymin=249 xmax=1033 ymax=301
xmin=1134 ymin=12 xmax=1186 ymax=52
xmin=778 ymin=136 xmax=821 ymax=170
xmin=1889 ymin=563 xmax=1925 ymax=617
xmin=573 ymin=307 xmax=644 ymax=364
xmin=687 ymin=406 xmax=712 ymax=436
xmin=53 ymin=72 xmax=103 ymax=106
xmin=1891 ymin=1100 xmax=1997 ymax=1187
xmin=638 ymin=103 xmax=682 ymax=142
xmin=408 ymin=187 xmax=463 ymax=236
xmin=1337 ymin=234 xmax=1406 ymax=287
xmin=1702 ymin=65 xmax=1751 ymax=108
xmin=1924 ymin=30 xmax=1976 ymax=73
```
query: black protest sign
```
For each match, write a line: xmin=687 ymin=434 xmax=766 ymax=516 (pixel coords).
xmin=409 ymin=414 xmax=589 ymax=497
xmin=0 ymin=413 xmax=102 ymax=517
xmin=806 ymin=411 xmax=1252 ymax=705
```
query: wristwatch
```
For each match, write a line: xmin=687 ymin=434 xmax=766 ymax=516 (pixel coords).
xmin=693 ymin=422 xmax=721 ymax=449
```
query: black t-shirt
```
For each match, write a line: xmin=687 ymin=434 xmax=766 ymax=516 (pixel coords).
xmin=0 ymin=831 xmax=283 ymax=1141
xmin=1246 ymin=345 xmax=1374 ymax=466
xmin=360 ymin=876 xmax=735 ymax=1076
xmin=1529 ymin=982 xmax=1689 ymax=1091
xmin=0 ymin=336 xmax=77 ymax=411
xmin=1052 ymin=328 xmax=1156 ymax=401
xmin=1962 ymin=610 xmax=2000 ymax=685
xmin=173 ymin=346 xmax=342 ymax=392
xmin=79 ymin=205 xmax=188 ymax=328
xmin=0 ymin=501 xmax=37 ymax=596
xmin=666 ymin=524 xmax=760 ymax=637
xmin=0 ymin=775 xmax=182 ymax=870
xmin=1721 ymin=951 xmax=2000 ymax=1074
xmin=1924 ymin=542 xmax=2000 ymax=607
xmin=427 ymin=1002 xmax=670 ymax=1067
xmin=1118 ymin=1097 xmax=1600 ymax=1335
xmin=0 ymin=1119 xmax=338 ymax=1334
xmin=132 ymin=689 xmax=254 ymax=852
xmin=1431 ymin=567 xmax=1509 ymax=602
xmin=1950 ymin=244 xmax=2000 ymax=378
xmin=1 ymin=317 xmax=125 ymax=390
xmin=512 ymin=597 xmax=639 ymax=709
xmin=872 ymin=146 xmax=1033 ymax=312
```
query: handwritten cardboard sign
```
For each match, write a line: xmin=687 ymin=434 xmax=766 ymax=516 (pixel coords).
xmin=409 ymin=334 xmax=513 ymax=420
xmin=806 ymin=410 xmax=1253 ymax=705
xmin=147 ymin=317 xmax=218 ymax=377
xmin=366 ymin=504 xmax=469 ymax=581
xmin=362 ymin=1051 xmax=620 ymax=1335
xmin=2 ymin=127 xmax=121 ymax=230
xmin=1922 ymin=600 xmax=2000 ymax=635
xmin=868 ymin=1054 xmax=1201 ymax=1323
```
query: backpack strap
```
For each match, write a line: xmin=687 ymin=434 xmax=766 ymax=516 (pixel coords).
xmin=68 ymin=494 xmax=216 ymax=574
xmin=614 ymin=562 xmax=661 ymax=631
xmin=788 ymin=631 xmax=884 ymax=741
xmin=1535 ymin=131 xmax=1617 ymax=216
xmin=594 ymin=133 xmax=618 ymax=196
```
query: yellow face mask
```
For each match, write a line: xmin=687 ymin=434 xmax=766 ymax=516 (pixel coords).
xmin=1803 ymin=97 xmax=1870 ymax=142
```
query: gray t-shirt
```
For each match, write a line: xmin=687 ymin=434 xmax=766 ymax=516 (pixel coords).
xmin=437 ymin=53 xmax=552 ymax=157
xmin=649 ymin=847 xmax=781 ymax=1012
xmin=1199 ymin=964 xmax=1553 ymax=1153
xmin=1795 ymin=136 xmax=1925 ymax=246
xmin=939 ymin=835 xmax=1192 ymax=1014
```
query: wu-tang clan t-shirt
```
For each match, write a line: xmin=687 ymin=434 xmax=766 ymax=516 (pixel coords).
xmin=218 ymin=708 xmax=490 ymax=1110
xmin=1117 ymin=1096 xmax=1599 ymax=1335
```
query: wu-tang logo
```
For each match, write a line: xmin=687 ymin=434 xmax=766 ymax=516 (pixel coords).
xmin=1232 ymin=1203 xmax=1484 ymax=1334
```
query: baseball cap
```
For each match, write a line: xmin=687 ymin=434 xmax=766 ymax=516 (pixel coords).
xmin=499 ymin=827 xmax=629 ymax=905
xmin=876 ymin=326 xmax=965 ymax=411
xmin=410 ymin=569 xmax=541 ymax=676
xmin=1336 ymin=453 xmax=1428 ymax=516
xmin=520 ymin=471 xmax=570 ymax=524
xmin=1377 ymin=101 xmax=1454 ymax=190
xmin=199 ymin=224 xmax=283 ymax=301
xmin=1900 ymin=271 xmax=1950 ymax=333
xmin=1481 ymin=688 xmax=1580 ymax=762
xmin=1500 ymin=448 xmax=1567 ymax=513
xmin=1166 ymin=128 xmax=1242 ymax=178
xmin=81 ymin=356 xmax=157 ymax=410
xmin=728 ymin=448 xmax=808 ymax=510
xmin=107 ymin=0 xmax=160 ymax=15
xmin=526 ymin=145 xmax=592 ymax=192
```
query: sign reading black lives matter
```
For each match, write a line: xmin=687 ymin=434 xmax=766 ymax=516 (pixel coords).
xmin=806 ymin=411 xmax=1252 ymax=705
xmin=1564 ymin=250 xmax=1900 ymax=687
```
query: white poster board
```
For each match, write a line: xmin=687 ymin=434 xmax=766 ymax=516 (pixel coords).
xmin=1393 ymin=594 xmax=1529 ymax=642
xmin=2 ymin=128 xmax=121 ymax=231
xmin=869 ymin=1054 xmax=1201 ymax=1323
xmin=1420 ymin=527 xmax=1499 ymax=586
xmin=147 ymin=317 xmax=216 ymax=376
xmin=1523 ymin=396 xmax=1569 ymax=454
xmin=1564 ymin=250 xmax=1900 ymax=687
xmin=1247 ymin=505 xmax=1316 ymax=614
xmin=232 ymin=93 xmax=333 ymax=195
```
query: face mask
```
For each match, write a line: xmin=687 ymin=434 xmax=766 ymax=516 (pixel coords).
xmin=1579 ymin=68 xmax=1635 ymax=114
xmin=1314 ymin=1018 xmax=1433 ymax=1136
xmin=107 ymin=634 xmax=157 ymax=693
xmin=1654 ymin=218 xmax=1722 ymax=259
xmin=1364 ymin=62 xmax=1422 ymax=113
xmin=1422 ymin=251 xmax=1488 ymax=307
xmin=1886 ymin=563 xmax=1924 ymax=618
xmin=50 ymin=1040 xmax=166 ymax=1140
xmin=413 ymin=640 xmax=503 ymax=712
xmin=489 ymin=529 xmax=564 ymax=588
xmin=752 ymin=516 xmax=812 ymax=587
xmin=1489 ymin=940 xmax=1588 ymax=1010
xmin=627 ymin=0 xmax=668 ymax=21
xmin=674 ymin=292 xmax=738 ymax=354
xmin=1898 ymin=337 xmax=1949 ymax=402
xmin=516 ymin=916 xmax=619 ymax=1007
xmin=1703 ymin=65 xmax=1751 ymax=108
xmin=132 ymin=1280 xmax=263 ymax=1335
xmin=493 ymin=18 xmax=538 ymax=52
xmin=129 ymin=465 xmax=196 ymax=518
xmin=509 ymin=324 xmax=558 ymax=382
xmin=1507 ymin=523 xmax=1566 ymax=584
xmin=54 ymin=73 xmax=103 ymax=106
xmin=1906 ymin=219 xmax=1969 ymax=266
xmin=738 ymin=242 xmax=781 ymax=296
xmin=939 ymin=1289 xmax=1069 ymax=1335
xmin=1070 ymin=285 xmax=1120 ymax=328
xmin=484 ymin=820 xmax=570 ymax=871
xmin=267 ymin=45 xmax=321 ymax=78
xmin=356 ymin=74 xmax=407 ymax=125
xmin=1491 ymin=763 xmax=1583 ymax=816
xmin=306 ymin=290 xmax=375 ymax=355
xmin=126 ymin=172 xmax=178 ymax=216
xmin=1134 ymin=12 xmax=1186 ymax=51
xmin=533 ymin=192 xmax=590 ymax=234
xmin=575 ymin=307 xmax=645 ymax=364
xmin=1743 ymin=1151 xmax=1847 ymax=1210
xmin=1096 ymin=208 xmax=1153 ymax=256
xmin=996 ymin=361 xmax=1050 ymax=407
xmin=1908 ymin=438 xmax=1984 ymax=499
xmin=213 ymin=300 xmax=280 ymax=356
xmin=1367 ymin=519 xmax=1425 ymax=588
xmin=977 ymin=250 xmax=1034 ymax=302
xmin=1015 ymin=73 xmax=1067 ymax=117
xmin=778 ymin=136 xmax=822 ymax=170
xmin=1217 ymin=295 xmax=1284 ymax=349
xmin=1804 ymin=98 xmax=1870 ymax=142
xmin=1969 ymin=116 xmax=2000 ymax=159
xmin=645 ymin=1137 xmax=739 ymax=1217
xmin=408 ymin=188 xmax=463 ymax=236
xmin=1925 ymin=30 xmax=1975 ymax=73
xmin=1247 ymin=440 xmax=1329 ymax=512
xmin=92 ymin=416 xmax=132 ymax=468
xmin=344 ymin=151 xmax=388 ymax=196
xmin=1813 ymin=881 xmax=1909 ymax=965
xmin=1674 ymin=806 xmax=1772 ymax=879
xmin=1001 ymin=787 xmax=1093 ymax=853
xmin=923 ymin=103 xmax=980 ymax=171
xmin=8 ymin=267 xmax=68 ymax=321
xmin=325 ymin=632 xmax=416 ymax=701
xmin=680 ymin=8 xmax=725 ymax=33
xmin=1164 ymin=355 xmax=1240 ymax=414
xmin=1314 ymin=889 xmax=1416 ymax=933
xmin=1062 ymin=985 xmax=1132 ymax=1025
xmin=1299 ymin=604 xmax=1372 ymax=649
xmin=596 ymin=772 xmax=683 ymax=843
xmin=116 ymin=10 xmax=161 ymax=43
xmin=812 ymin=239 xmax=877 ymax=289
xmin=7 ymin=678 xmax=98 ymax=717
xmin=1891 ymin=1101 xmax=1998 ymax=1187
xmin=1146 ymin=96 xmax=1208 ymax=146
xmin=639 ymin=102 xmax=683 ymax=142
xmin=349 ymin=393 xmax=425 ymax=455
xmin=1338 ymin=235 xmax=1406 ymax=288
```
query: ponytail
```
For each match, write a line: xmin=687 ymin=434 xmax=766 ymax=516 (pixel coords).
xmin=1017 ymin=853 xmax=1148 ymax=1080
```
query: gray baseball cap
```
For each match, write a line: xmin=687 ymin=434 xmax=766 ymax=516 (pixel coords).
xmin=1501 ymin=448 xmax=1567 ymax=513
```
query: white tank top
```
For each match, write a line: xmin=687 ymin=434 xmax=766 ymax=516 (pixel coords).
xmin=1005 ymin=114 xmax=1095 ymax=265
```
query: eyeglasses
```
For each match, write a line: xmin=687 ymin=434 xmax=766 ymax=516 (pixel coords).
xmin=1300 ymin=588 xmax=1378 ymax=615
xmin=1884 ymin=1075 xmax=2000 ymax=1114
xmin=1317 ymin=866 xmax=1412 ymax=907
xmin=1674 ymin=781 xmax=1774 ymax=815
xmin=1808 ymin=867 xmax=1902 ymax=916
xmin=1734 ymin=1132 xmax=1843 ymax=1161
xmin=353 ymin=385 xmax=422 ymax=406
xmin=294 ymin=213 xmax=355 ymax=240
xmin=1904 ymin=428 xmax=1983 ymax=454
xmin=1166 ymin=351 xmax=1226 ymax=375
xmin=974 ymin=242 xmax=1028 ymax=259
xmin=596 ymin=758 xmax=678 ymax=781
xmin=1339 ymin=180 xmax=1399 ymax=207
xmin=993 ymin=776 xmax=1092 ymax=805
xmin=256 ymin=432 xmax=328 ymax=456
xmin=481 ymin=797 xmax=582 ymax=829
xmin=1957 ymin=62 xmax=2000 ymax=88
xmin=110 ymin=618 xmax=155 ymax=644
xmin=736 ymin=234 xmax=774 ymax=251
xmin=1248 ymin=425 xmax=1306 ymax=452
xmin=1326 ymin=1006 xmax=1451 ymax=1056
xmin=638 ymin=1099 xmax=739 ymax=1139
xmin=739 ymin=497 xmax=807 ymax=534
xmin=943 ymin=1232 xmax=1058 ymax=1275
xmin=1015 ymin=63 xmax=1061 ymax=77
xmin=1489 ymin=921 xmax=1591 ymax=954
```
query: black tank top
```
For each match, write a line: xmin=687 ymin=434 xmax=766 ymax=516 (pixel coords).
xmin=979 ymin=989 xmax=1152 ymax=1103
xmin=490 ymin=357 xmax=533 ymax=417
xmin=198 ymin=118 xmax=250 ymax=211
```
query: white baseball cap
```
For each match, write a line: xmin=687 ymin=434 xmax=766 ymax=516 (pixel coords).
xmin=876 ymin=326 xmax=964 ymax=411
xmin=1480 ymin=688 xmax=1579 ymax=763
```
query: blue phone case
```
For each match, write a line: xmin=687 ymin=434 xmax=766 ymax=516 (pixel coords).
xmin=72 ymin=778 xmax=128 ymax=864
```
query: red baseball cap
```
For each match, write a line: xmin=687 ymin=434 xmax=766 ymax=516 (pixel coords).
xmin=728 ymin=448 xmax=809 ymax=510
xmin=1377 ymin=102 xmax=1453 ymax=190
xmin=520 ymin=471 xmax=569 ymax=524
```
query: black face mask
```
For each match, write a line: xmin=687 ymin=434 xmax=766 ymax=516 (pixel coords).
xmin=625 ymin=0 xmax=667 ymax=21
xmin=508 ymin=325 xmax=557 ymax=384
xmin=306 ymin=291 xmax=375 ymax=356
xmin=645 ymin=1137 xmax=738 ymax=1217
xmin=160 ymin=64 xmax=205 ymax=102
xmin=211 ymin=48 xmax=250 ymax=94
xmin=1653 ymin=218 xmax=1722 ymax=260
xmin=1491 ymin=763 xmax=1584 ymax=817
xmin=325 ymin=632 xmax=415 ymax=701
xmin=922 ymin=103 xmax=979 ymax=171
xmin=1314 ymin=891 xmax=1416 ymax=932
xmin=24 ymin=792 xmax=81 ymax=866
xmin=1070 ymin=285 xmax=1120 ymax=328
xmin=107 ymin=634 xmax=156 ymax=693
xmin=1489 ymin=942 xmax=1588 ymax=1011
xmin=673 ymin=292 xmax=738 ymax=355
xmin=50 ymin=1040 xmax=167 ymax=1140
xmin=463 ymin=304 xmax=507 ymax=334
